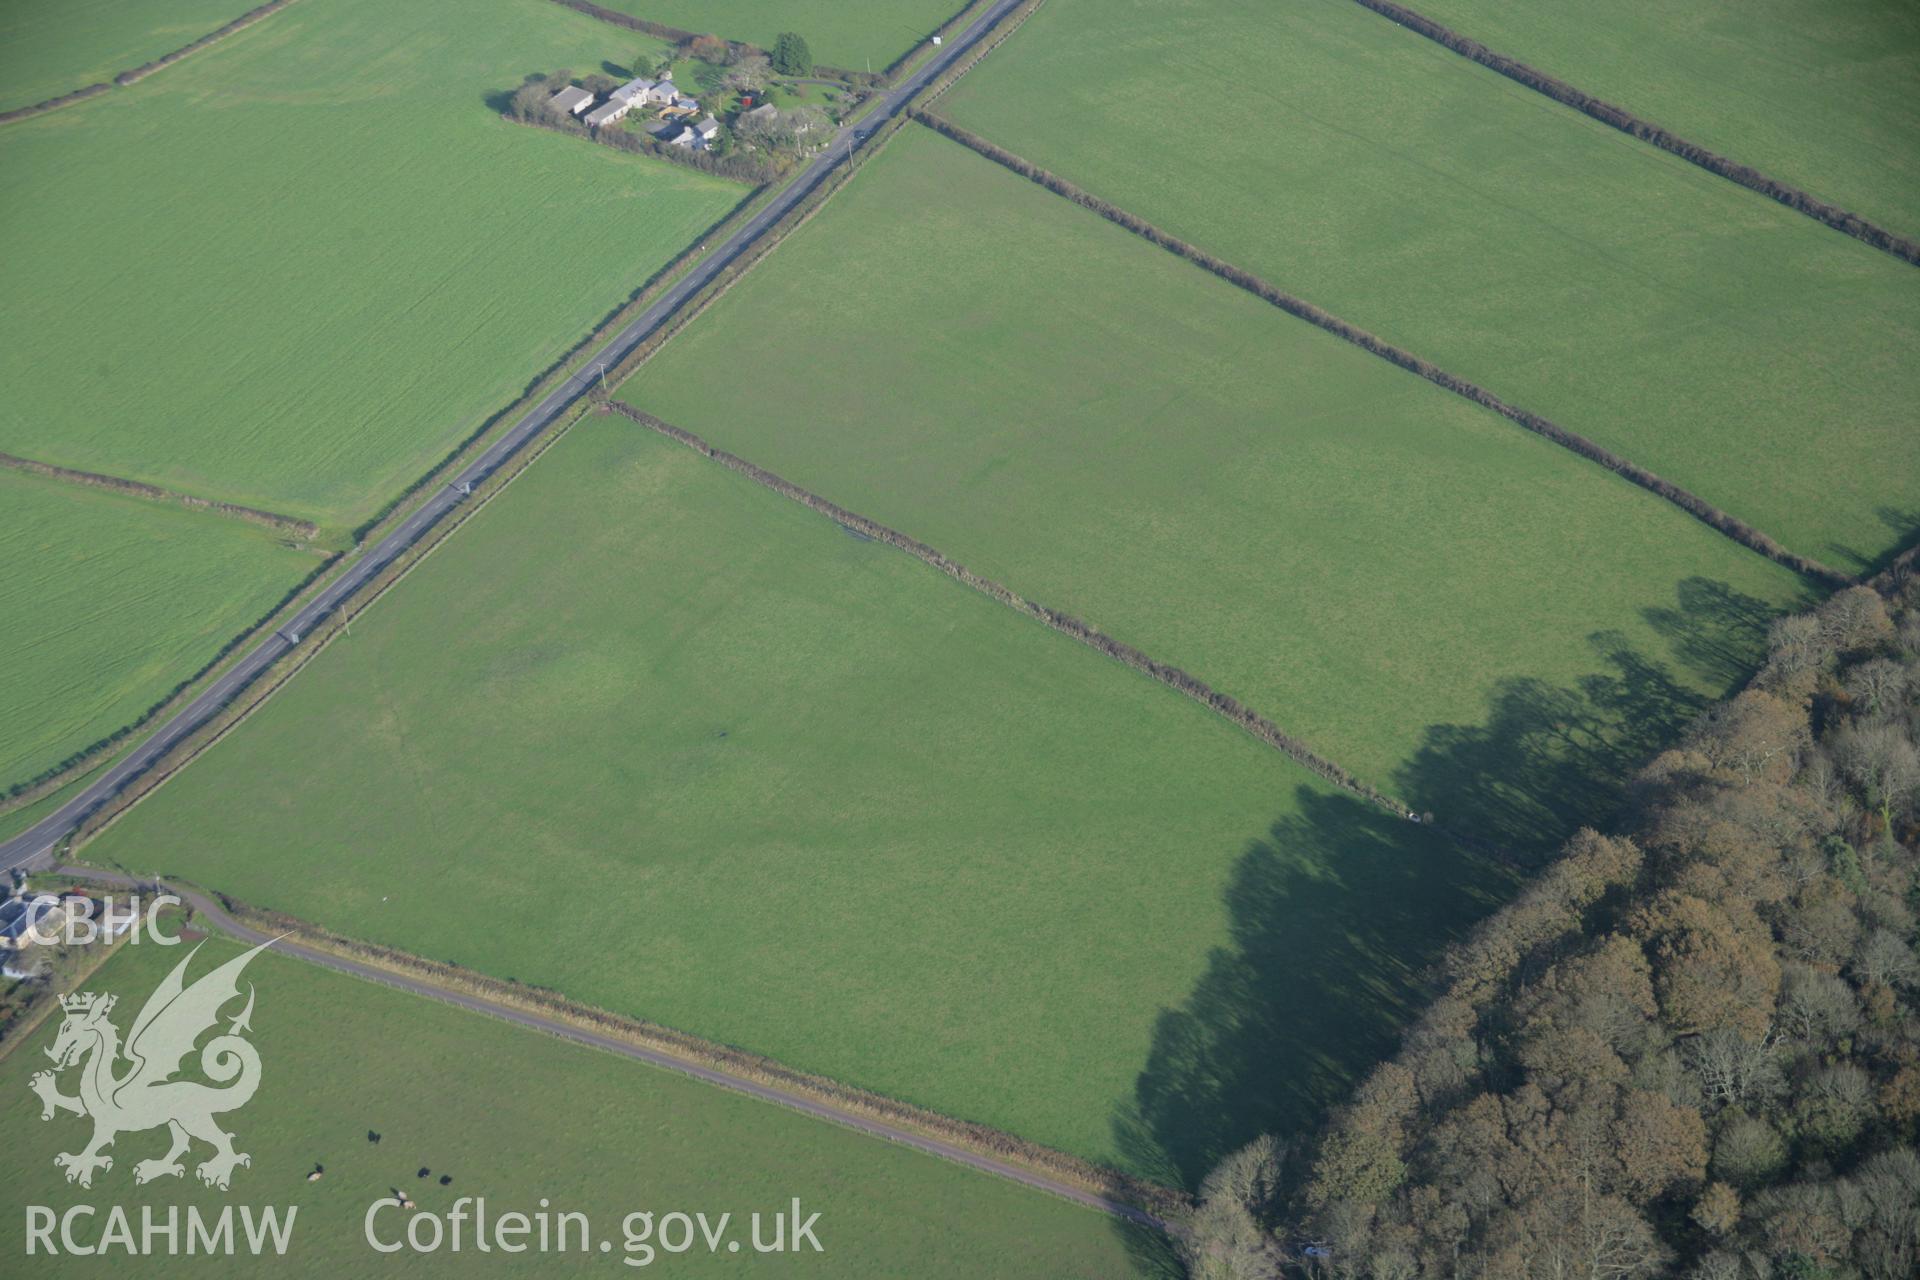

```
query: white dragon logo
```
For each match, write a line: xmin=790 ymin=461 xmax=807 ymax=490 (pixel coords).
xmin=28 ymin=939 xmax=271 ymax=1190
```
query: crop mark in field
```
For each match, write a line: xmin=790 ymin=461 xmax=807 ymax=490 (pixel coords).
xmin=908 ymin=111 xmax=1849 ymax=590
xmin=1346 ymin=0 xmax=1920 ymax=269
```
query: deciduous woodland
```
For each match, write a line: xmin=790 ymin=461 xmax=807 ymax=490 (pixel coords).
xmin=1183 ymin=582 xmax=1920 ymax=1276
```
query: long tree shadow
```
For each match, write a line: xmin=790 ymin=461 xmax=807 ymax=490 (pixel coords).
xmin=1114 ymin=788 xmax=1515 ymax=1193
xmin=1396 ymin=577 xmax=1794 ymax=855
xmin=1110 ymin=577 xmax=1802 ymax=1234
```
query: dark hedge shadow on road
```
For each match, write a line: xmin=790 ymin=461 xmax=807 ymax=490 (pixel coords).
xmin=1106 ymin=576 xmax=1801 ymax=1226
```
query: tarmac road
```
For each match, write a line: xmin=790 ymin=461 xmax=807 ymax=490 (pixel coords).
xmin=0 ymin=0 xmax=1026 ymax=876
xmin=53 ymin=867 xmax=1170 ymax=1229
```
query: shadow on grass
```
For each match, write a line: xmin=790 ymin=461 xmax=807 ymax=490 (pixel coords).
xmin=1827 ymin=505 xmax=1920 ymax=580
xmin=1106 ymin=576 xmax=1802 ymax=1244
xmin=1110 ymin=790 xmax=1515 ymax=1196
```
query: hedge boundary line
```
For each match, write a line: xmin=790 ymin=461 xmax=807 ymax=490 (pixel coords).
xmin=0 ymin=0 xmax=303 ymax=128
xmin=0 ymin=83 xmax=111 ymax=126
xmin=0 ymin=452 xmax=318 ymax=539
xmin=114 ymin=0 xmax=305 ymax=86
xmin=604 ymin=402 xmax=1404 ymax=816
xmin=911 ymin=111 xmax=1850 ymax=589
xmin=545 ymin=0 xmax=711 ymax=48
xmin=1348 ymin=0 xmax=1920 ymax=268
xmin=59 ymin=398 xmax=605 ymax=855
xmin=875 ymin=0 xmax=1001 ymax=85
xmin=169 ymin=887 xmax=1184 ymax=1222
xmin=2 ymin=544 xmax=340 ymax=811
xmin=915 ymin=0 xmax=1046 ymax=107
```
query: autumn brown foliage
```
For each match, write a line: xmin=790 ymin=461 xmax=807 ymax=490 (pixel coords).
xmin=1288 ymin=584 xmax=1920 ymax=1276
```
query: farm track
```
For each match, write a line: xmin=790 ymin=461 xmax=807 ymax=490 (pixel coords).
xmin=53 ymin=867 xmax=1175 ymax=1230
xmin=0 ymin=0 xmax=1029 ymax=875
xmin=910 ymin=111 xmax=1848 ymax=589
xmin=1346 ymin=0 xmax=1920 ymax=268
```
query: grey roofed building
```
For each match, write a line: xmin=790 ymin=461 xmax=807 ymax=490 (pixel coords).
xmin=665 ymin=124 xmax=697 ymax=148
xmin=693 ymin=114 xmax=721 ymax=140
xmin=743 ymin=102 xmax=777 ymax=123
xmin=548 ymin=85 xmax=594 ymax=116
xmin=583 ymin=98 xmax=633 ymax=129
xmin=0 ymin=895 xmax=64 ymax=950
xmin=611 ymin=76 xmax=654 ymax=103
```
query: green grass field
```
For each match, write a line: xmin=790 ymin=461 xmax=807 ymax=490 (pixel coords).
xmin=0 ymin=470 xmax=312 ymax=793
xmin=0 ymin=0 xmax=742 ymax=530
xmin=600 ymin=0 xmax=964 ymax=71
xmin=1401 ymin=0 xmax=1920 ymax=240
xmin=620 ymin=125 xmax=1812 ymax=842
xmin=0 ymin=935 xmax=1157 ymax=1275
xmin=939 ymin=0 xmax=1920 ymax=573
xmin=82 ymin=417 xmax=1504 ymax=1184
xmin=0 ymin=0 xmax=251 ymax=113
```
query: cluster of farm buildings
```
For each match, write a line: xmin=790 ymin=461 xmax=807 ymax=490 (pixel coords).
xmin=549 ymin=72 xmax=722 ymax=150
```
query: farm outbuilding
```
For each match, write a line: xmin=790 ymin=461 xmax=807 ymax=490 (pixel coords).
xmin=584 ymin=98 xmax=633 ymax=129
xmin=548 ymin=85 xmax=594 ymax=116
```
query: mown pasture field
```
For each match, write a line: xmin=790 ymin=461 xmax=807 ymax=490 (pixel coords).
xmin=0 ymin=470 xmax=311 ymax=794
xmin=0 ymin=0 xmax=742 ymax=531
xmin=620 ymin=125 xmax=1812 ymax=840
xmin=0 ymin=935 xmax=1153 ymax=1276
xmin=939 ymin=0 xmax=1920 ymax=573
xmin=83 ymin=419 xmax=1503 ymax=1184
xmin=0 ymin=0 xmax=251 ymax=112
xmin=597 ymin=0 xmax=964 ymax=72
xmin=1403 ymin=0 xmax=1920 ymax=239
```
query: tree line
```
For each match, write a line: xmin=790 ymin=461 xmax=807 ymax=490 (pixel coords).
xmin=1182 ymin=580 xmax=1920 ymax=1277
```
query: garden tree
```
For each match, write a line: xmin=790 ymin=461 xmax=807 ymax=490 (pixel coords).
xmin=1176 ymin=1136 xmax=1286 ymax=1280
xmin=723 ymin=54 xmax=770 ymax=93
xmin=771 ymin=31 xmax=813 ymax=75
xmin=632 ymin=52 xmax=661 ymax=78
xmin=1272 ymin=586 xmax=1920 ymax=1276
xmin=687 ymin=33 xmax=729 ymax=64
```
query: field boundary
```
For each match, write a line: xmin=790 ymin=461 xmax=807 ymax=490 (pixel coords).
xmin=1 ymin=548 xmax=340 ymax=810
xmin=605 ymin=403 xmax=1410 ymax=818
xmin=1348 ymin=0 xmax=1920 ymax=267
xmin=0 ymin=452 xmax=319 ymax=539
xmin=0 ymin=0 xmax=305 ymax=127
xmin=52 ymin=868 xmax=1185 ymax=1225
xmin=915 ymin=0 xmax=1046 ymax=106
xmin=910 ymin=111 xmax=1848 ymax=589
